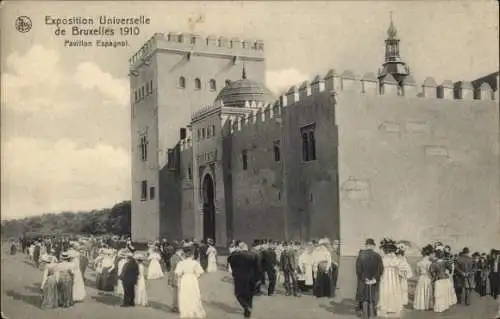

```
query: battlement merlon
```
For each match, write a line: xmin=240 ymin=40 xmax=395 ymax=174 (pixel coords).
xmin=279 ymin=69 xmax=499 ymax=106
xmin=129 ymin=32 xmax=265 ymax=69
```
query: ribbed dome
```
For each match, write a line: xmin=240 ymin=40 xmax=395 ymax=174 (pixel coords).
xmin=215 ymin=68 xmax=275 ymax=108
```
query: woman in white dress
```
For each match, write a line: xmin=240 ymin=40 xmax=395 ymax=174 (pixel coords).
xmin=135 ymin=254 xmax=149 ymax=307
xmin=298 ymin=242 xmax=314 ymax=292
xmin=413 ymin=244 xmax=434 ymax=310
xmin=68 ymin=246 xmax=86 ymax=302
xmin=115 ymin=251 xmax=127 ymax=297
xmin=206 ymin=239 xmax=218 ymax=273
xmin=227 ymin=240 xmax=236 ymax=273
xmin=377 ymin=238 xmax=405 ymax=318
xmin=175 ymin=245 xmax=206 ymax=318
xmin=147 ymin=247 xmax=164 ymax=280
xmin=396 ymin=243 xmax=413 ymax=306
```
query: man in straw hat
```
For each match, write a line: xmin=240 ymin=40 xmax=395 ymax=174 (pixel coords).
xmin=120 ymin=251 xmax=139 ymax=307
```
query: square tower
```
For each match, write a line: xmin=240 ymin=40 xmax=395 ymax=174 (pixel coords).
xmin=130 ymin=32 xmax=266 ymax=242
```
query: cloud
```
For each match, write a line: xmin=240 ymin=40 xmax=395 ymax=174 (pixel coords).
xmin=74 ymin=62 xmax=129 ymax=105
xmin=266 ymin=68 xmax=310 ymax=95
xmin=1 ymin=45 xmax=129 ymax=113
xmin=1 ymin=44 xmax=131 ymax=219
xmin=1 ymin=137 xmax=130 ymax=219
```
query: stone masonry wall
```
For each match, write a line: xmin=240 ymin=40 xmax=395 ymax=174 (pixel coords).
xmin=282 ymin=91 xmax=340 ymax=241
xmin=229 ymin=115 xmax=284 ymax=245
xmin=336 ymin=92 xmax=500 ymax=256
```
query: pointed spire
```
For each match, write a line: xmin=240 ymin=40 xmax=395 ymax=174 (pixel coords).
xmin=242 ymin=64 xmax=247 ymax=79
xmin=387 ymin=11 xmax=397 ymax=39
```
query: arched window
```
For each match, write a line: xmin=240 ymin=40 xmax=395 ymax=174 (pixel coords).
xmin=178 ymin=34 xmax=184 ymax=43
xmin=209 ymin=79 xmax=217 ymax=91
xmin=302 ymin=133 xmax=309 ymax=162
xmin=225 ymin=80 xmax=231 ymax=87
xmin=178 ymin=76 xmax=186 ymax=89
xmin=202 ymin=128 xmax=206 ymax=139
xmin=194 ymin=78 xmax=201 ymax=90
xmin=309 ymin=131 xmax=316 ymax=160
xmin=190 ymin=36 xmax=196 ymax=45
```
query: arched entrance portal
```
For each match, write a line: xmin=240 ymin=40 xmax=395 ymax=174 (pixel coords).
xmin=202 ymin=174 xmax=216 ymax=242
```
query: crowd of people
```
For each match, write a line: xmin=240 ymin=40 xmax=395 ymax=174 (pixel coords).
xmin=6 ymin=235 xmax=500 ymax=319
xmin=355 ymin=238 xmax=500 ymax=318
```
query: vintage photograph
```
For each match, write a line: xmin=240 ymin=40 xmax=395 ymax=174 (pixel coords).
xmin=1 ymin=1 xmax=499 ymax=318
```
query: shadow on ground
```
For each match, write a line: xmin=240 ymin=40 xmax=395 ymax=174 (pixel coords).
xmin=205 ymin=300 xmax=242 ymax=315
xmin=91 ymin=294 xmax=122 ymax=306
xmin=319 ymin=298 xmax=358 ymax=316
xmin=148 ymin=300 xmax=174 ymax=313
xmin=5 ymin=289 xmax=41 ymax=308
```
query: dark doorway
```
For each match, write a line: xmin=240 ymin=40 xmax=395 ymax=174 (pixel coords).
xmin=202 ymin=174 xmax=216 ymax=242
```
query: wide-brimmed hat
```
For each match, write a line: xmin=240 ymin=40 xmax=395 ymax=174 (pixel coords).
xmin=60 ymin=252 xmax=71 ymax=260
xmin=134 ymin=253 xmax=145 ymax=261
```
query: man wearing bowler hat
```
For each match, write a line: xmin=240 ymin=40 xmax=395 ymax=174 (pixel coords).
xmin=355 ymin=238 xmax=384 ymax=317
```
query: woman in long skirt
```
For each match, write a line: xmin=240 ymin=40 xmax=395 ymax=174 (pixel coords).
xmin=40 ymin=256 xmax=59 ymax=309
xmin=134 ymin=254 xmax=149 ymax=306
xmin=57 ymin=253 xmax=75 ymax=308
xmin=312 ymin=240 xmax=333 ymax=298
xmin=430 ymin=249 xmax=450 ymax=313
xmin=206 ymin=240 xmax=218 ymax=273
xmin=115 ymin=252 xmax=127 ymax=297
xmin=413 ymin=245 xmax=434 ymax=310
xmin=69 ymin=249 xmax=86 ymax=302
xmin=396 ymin=244 xmax=413 ymax=306
xmin=147 ymin=248 xmax=164 ymax=280
xmin=175 ymin=246 xmax=206 ymax=318
xmin=377 ymin=239 xmax=405 ymax=317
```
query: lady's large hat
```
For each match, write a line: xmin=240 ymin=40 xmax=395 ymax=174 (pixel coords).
xmin=134 ymin=253 xmax=145 ymax=261
xmin=318 ymin=238 xmax=329 ymax=245
xmin=60 ymin=252 xmax=71 ymax=260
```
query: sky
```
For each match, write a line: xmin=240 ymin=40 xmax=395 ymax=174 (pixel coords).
xmin=1 ymin=1 xmax=498 ymax=220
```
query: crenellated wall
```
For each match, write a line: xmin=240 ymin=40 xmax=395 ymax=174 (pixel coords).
xmin=224 ymin=105 xmax=284 ymax=245
xmin=129 ymin=32 xmax=265 ymax=69
xmin=274 ymin=68 xmax=499 ymax=300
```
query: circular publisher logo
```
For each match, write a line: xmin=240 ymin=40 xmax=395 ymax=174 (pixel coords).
xmin=15 ymin=16 xmax=32 ymax=33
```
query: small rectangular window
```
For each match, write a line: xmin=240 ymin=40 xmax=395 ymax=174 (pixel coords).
xmin=188 ymin=166 xmax=192 ymax=180
xmin=242 ymin=150 xmax=248 ymax=170
xmin=141 ymin=180 xmax=147 ymax=200
xmin=149 ymin=186 xmax=155 ymax=200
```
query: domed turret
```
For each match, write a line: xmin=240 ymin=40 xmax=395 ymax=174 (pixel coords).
xmin=214 ymin=66 xmax=275 ymax=108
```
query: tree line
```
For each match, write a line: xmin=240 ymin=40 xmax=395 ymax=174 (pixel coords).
xmin=1 ymin=201 xmax=131 ymax=239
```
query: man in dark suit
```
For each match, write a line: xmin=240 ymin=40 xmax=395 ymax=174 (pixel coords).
xmin=199 ymin=240 xmax=209 ymax=271
xmin=33 ymin=242 xmax=41 ymax=269
xmin=490 ymin=249 xmax=500 ymax=300
xmin=455 ymin=247 xmax=475 ymax=305
xmin=120 ymin=252 xmax=139 ymax=307
xmin=261 ymin=241 xmax=278 ymax=296
xmin=355 ymin=238 xmax=384 ymax=316
xmin=228 ymin=242 xmax=262 ymax=318
xmin=280 ymin=242 xmax=300 ymax=297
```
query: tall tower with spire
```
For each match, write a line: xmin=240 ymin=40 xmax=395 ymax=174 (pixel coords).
xmin=378 ymin=12 xmax=410 ymax=85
